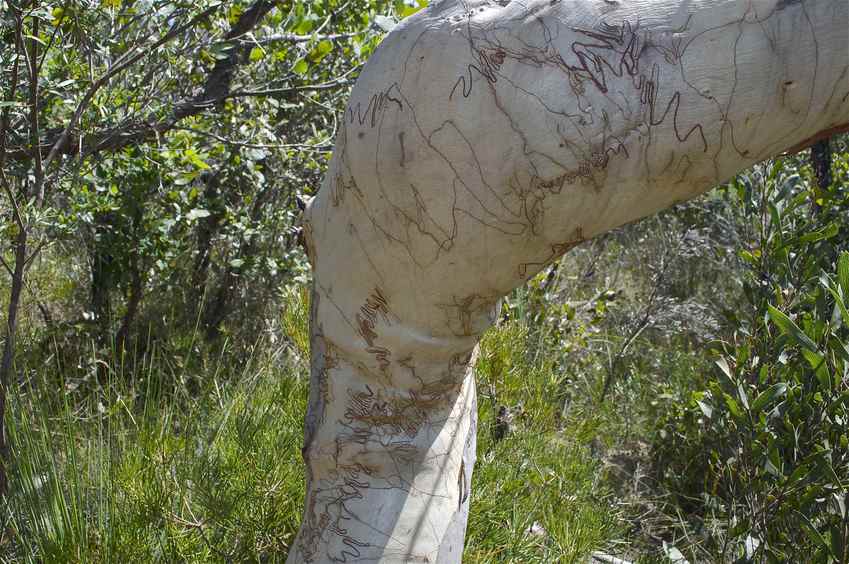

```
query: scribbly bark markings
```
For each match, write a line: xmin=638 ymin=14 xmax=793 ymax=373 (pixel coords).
xmin=290 ymin=1 xmax=848 ymax=562
xmin=356 ymin=288 xmax=396 ymax=372
xmin=453 ymin=18 xmax=709 ymax=201
xmin=339 ymin=15 xmax=718 ymax=281
xmin=517 ymin=227 xmax=586 ymax=279
xmin=348 ymin=84 xmax=404 ymax=129
xmin=297 ymin=283 xmax=475 ymax=562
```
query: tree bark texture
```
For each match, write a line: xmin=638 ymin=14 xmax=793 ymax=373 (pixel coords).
xmin=288 ymin=1 xmax=849 ymax=562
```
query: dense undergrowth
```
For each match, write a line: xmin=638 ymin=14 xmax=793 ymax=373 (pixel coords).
xmin=2 ymin=140 xmax=848 ymax=563
xmin=0 ymin=285 xmax=624 ymax=563
xmin=1 ymin=0 xmax=847 ymax=556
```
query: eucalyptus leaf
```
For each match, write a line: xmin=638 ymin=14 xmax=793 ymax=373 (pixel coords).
xmin=750 ymin=383 xmax=787 ymax=413
xmin=768 ymin=305 xmax=819 ymax=353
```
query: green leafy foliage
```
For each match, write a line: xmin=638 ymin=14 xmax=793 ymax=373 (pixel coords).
xmin=2 ymin=1 xmax=849 ymax=561
xmin=655 ymin=149 xmax=849 ymax=562
xmin=1 ymin=0 xmax=413 ymax=373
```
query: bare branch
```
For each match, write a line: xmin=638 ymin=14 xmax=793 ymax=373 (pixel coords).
xmin=249 ymin=31 xmax=360 ymax=44
xmin=227 ymin=80 xmax=352 ymax=98
xmin=24 ymin=11 xmax=44 ymax=205
xmin=172 ymin=125 xmax=334 ymax=151
xmin=227 ymin=69 xmax=359 ymax=98
xmin=177 ymin=0 xmax=278 ymax=116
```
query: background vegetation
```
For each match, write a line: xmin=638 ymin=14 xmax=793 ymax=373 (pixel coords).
xmin=1 ymin=1 xmax=847 ymax=562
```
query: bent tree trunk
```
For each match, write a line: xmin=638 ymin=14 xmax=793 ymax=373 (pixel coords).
xmin=288 ymin=0 xmax=849 ymax=562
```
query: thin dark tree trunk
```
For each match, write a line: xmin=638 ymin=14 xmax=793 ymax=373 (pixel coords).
xmin=0 ymin=9 xmax=38 ymax=499
xmin=116 ymin=255 xmax=142 ymax=355
xmin=116 ymin=204 xmax=145 ymax=354
xmin=810 ymin=138 xmax=832 ymax=217
xmin=191 ymin=175 xmax=223 ymax=316
xmin=91 ymin=248 xmax=113 ymax=349
xmin=0 ymin=228 xmax=27 ymax=498
xmin=811 ymin=138 xmax=833 ymax=191
xmin=202 ymin=182 xmax=277 ymax=341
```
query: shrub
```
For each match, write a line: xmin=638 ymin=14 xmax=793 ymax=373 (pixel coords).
xmin=654 ymin=150 xmax=849 ymax=562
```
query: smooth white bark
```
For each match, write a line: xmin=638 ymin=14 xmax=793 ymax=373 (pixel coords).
xmin=288 ymin=1 xmax=848 ymax=562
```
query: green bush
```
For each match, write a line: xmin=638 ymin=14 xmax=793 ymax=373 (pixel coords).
xmin=655 ymin=152 xmax=849 ymax=562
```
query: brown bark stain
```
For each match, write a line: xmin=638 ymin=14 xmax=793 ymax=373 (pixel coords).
xmin=518 ymin=227 xmax=585 ymax=278
xmin=437 ymin=294 xmax=497 ymax=337
xmin=354 ymin=287 xmax=397 ymax=372
xmin=786 ymin=121 xmax=849 ymax=154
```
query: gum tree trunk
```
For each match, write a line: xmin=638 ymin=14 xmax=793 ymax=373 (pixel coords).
xmin=287 ymin=0 xmax=849 ymax=562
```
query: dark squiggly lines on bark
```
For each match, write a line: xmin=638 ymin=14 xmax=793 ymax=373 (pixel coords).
xmin=322 ymin=366 xmax=467 ymax=560
xmin=355 ymin=288 xmax=392 ymax=345
xmin=309 ymin=463 xmax=375 ymax=563
xmin=566 ymin=21 xmax=643 ymax=95
xmin=348 ymin=84 xmax=404 ymax=128
xmin=299 ymin=315 xmax=474 ymax=561
xmin=349 ymin=85 xmax=463 ymax=270
xmin=429 ymin=120 xmax=524 ymax=223
xmin=517 ymin=227 xmax=585 ymax=279
xmin=436 ymin=293 xmax=499 ymax=337
xmin=453 ymin=19 xmax=708 ymax=161
xmin=449 ymin=47 xmax=505 ymax=100
xmin=355 ymin=288 xmax=395 ymax=372
xmin=300 ymin=286 xmax=441 ymax=561
xmin=560 ymin=21 xmax=707 ymax=151
xmin=641 ymin=63 xmax=709 ymax=150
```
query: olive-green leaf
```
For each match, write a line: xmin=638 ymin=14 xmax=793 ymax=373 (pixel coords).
xmin=715 ymin=357 xmax=734 ymax=381
xmin=767 ymin=305 xmax=818 ymax=353
xmin=750 ymin=383 xmax=787 ymax=413
xmin=802 ymin=349 xmax=832 ymax=390
xmin=839 ymin=251 xmax=849 ymax=297
xmin=249 ymin=46 xmax=265 ymax=62
xmin=794 ymin=510 xmax=834 ymax=555
xmin=826 ymin=285 xmax=849 ymax=328
xmin=723 ymin=393 xmax=742 ymax=419
xmin=292 ymin=59 xmax=309 ymax=75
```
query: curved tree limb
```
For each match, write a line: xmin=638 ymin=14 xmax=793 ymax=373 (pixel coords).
xmin=288 ymin=0 xmax=849 ymax=562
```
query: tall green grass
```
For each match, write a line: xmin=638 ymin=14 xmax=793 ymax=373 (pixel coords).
xmin=2 ymin=338 xmax=308 ymax=562
xmin=467 ymin=318 xmax=624 ymax=562
xmin=1 ymin=286 xmax=626 ymax=562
